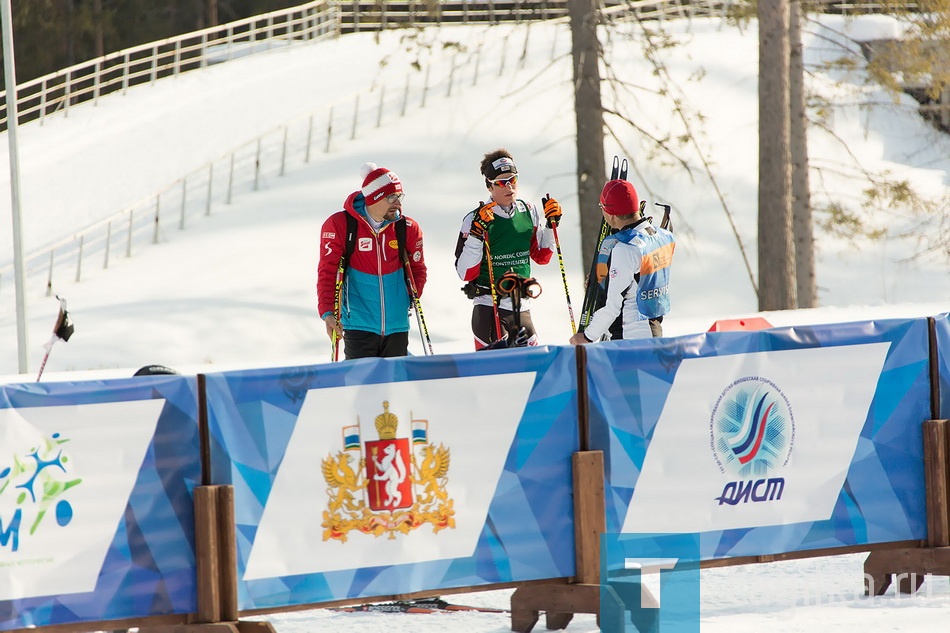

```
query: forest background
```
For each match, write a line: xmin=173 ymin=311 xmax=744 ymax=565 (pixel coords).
xmin=2 ymin=0 xmax=300 ymax=83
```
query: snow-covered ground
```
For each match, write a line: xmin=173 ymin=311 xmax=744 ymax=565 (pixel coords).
xmin=248 ymin=553 xmax=950 ymax=632
xmin=1 ymin=10 xmax=949 ymax=632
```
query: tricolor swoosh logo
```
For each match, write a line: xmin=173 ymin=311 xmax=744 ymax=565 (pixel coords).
xmin=727 ymin=388 xmax=773 ymax=464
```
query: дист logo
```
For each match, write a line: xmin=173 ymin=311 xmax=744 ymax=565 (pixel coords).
xmin=321 ymin=401 xmax=454 ymax=542
xmin=710 ymin=377 xmax=794 ymax=478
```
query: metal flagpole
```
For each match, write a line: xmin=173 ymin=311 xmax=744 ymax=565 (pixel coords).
xmin=0 ymin=0 xmax=29 ymax=373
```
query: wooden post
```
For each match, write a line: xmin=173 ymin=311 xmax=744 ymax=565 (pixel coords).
xmin=573 ymin=451 xmax=604 ymax=584
xmin=104 ymin=221 xmax=111 ymax=269
xmin=864 ymin=418 xmax=950 ymax=596
xmin=279 ymin=127 xmax=288 ymax=177
xmin=253 ymin=139 xmax=262 ymax=191
xmin=217 ymin=486 xmax=239 ymax=622
xmin=126 ymin=209 xmax=134 ymax=257
xmin=194 ymin=486 xmax=222 ymax=624
xmin=226 ymin=153 xmax=235 ymax=204
xmin=206 ymin=164 xmax=214 ymax=216
xmin=305 ymin=115 xmax=314 ymax=163
xmin=925 ymin=419 xmax=950 ymax=547
xmin=180 ymin=178 xmax=188 ymax=230
xmin=153 ymin=196 xmax=161 ymax=244
xmin=350 ymin=95 xmax=359 ymax=140
xmin=510 ymin=451 xmax=604 ymax=632
xmin=74 ymin=235 xmax=84 ymax=282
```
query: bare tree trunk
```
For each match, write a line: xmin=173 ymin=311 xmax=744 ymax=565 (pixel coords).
xmin=789 ymin=0 xmax=816 ymax=307
xmin=207 ymin=0 xmax=219 ymax=28
xmin=758 ymin=0 xmax=796 ymax=310
xmin=568 ymin=0 xmax=606 ymax=269
xmin=66 ymin=0 xmax=76 ymax=67
xmin=91 ymin=0 xmax=105 ymax=58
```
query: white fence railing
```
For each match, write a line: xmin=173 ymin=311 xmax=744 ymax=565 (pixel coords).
xmin=0 ymin=1 xmax=340 ymax=131
xmin=0 ymin=15 xmax=581 ymax=297
xmin=0 ymin=0 xmax=932 ymax=297
xmin=0 ymin=0 xmax=928 ymax=130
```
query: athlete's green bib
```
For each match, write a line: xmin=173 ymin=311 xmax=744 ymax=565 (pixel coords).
xmin=477 ymin=201 xmax=533 ymax=287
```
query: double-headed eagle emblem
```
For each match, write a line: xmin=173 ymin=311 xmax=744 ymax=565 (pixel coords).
xmin=321 ymin=401 xmax=454 ymax=542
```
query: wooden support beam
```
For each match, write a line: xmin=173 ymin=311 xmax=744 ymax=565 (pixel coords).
xmin=236 ymin=622 xmax=279 ymax=633
xmin=194 ymin=485 xmax=222 ymax=624
xmin=180 ymin=485 xmax=277 ymax=633
xmin=510 ymin=451 xmax=606 ymax=631
xmin=510 ymin=584 xmax=600 ymax=632
xmin=924 ymin=419 xmax=950 ymax=547
xmin=573 ymin=451 xmax=605 ymax=585
xmin=138 ymin=625 xmax=241 ymax=633
xmin=864 ymin=547 xmax=950 ymax=595
xmin=863 ymin=418 xmax=950 ymax=595
xmin=217 ymin=485 xmax=239 ymax=622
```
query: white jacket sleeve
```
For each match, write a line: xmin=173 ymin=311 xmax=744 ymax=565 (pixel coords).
xmin=582 ymin=245 xmax=640 ymax=341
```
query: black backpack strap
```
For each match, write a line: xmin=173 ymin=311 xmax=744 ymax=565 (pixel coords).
xmin=341 ymin=212 xmax=358 ymax=272
xmin=394 ymin=216 xmax=412 ymax=289
xmin=395 ymin=216 xmax=407 ymax=258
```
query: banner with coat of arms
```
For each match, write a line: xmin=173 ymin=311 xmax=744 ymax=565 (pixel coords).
xmin=321 ymin=401 xmax=454 ymax=541
xmin=204 ymin=345 xmax=579 ymax=610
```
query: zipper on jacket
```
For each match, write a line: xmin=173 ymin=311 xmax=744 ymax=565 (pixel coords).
xmin=376 ymin=229 xmax=386 ymax=335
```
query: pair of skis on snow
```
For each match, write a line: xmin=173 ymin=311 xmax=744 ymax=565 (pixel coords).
xmin=328 ymin=597 xmax=508 ymax=614
xmin=576 ymin=156 xmax=673 ymax=338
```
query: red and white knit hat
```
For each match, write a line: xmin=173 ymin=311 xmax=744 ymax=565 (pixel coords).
xmin=360 ymin=162 xmax=403 ymax=204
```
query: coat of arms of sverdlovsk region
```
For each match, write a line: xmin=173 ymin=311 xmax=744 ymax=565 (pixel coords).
xmin=321 ymin=400 xmax=454 ymax=542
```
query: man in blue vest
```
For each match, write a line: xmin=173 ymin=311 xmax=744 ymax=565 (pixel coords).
xmin=570 ymin=179 xmax=675 ymax=343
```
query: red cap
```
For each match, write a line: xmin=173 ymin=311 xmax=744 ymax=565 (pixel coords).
xmin=600 ymin=180 xmax=639 ymax=216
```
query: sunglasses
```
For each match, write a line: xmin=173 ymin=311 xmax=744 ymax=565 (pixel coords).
xmin=386 ymin=192 xmax=405 ymax=204
xmin=490 ymin=175 xmax=518 ymax=188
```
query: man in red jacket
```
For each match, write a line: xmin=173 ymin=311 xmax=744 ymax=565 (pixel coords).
xmin=317 ymin=163 xmax=426 ymax=360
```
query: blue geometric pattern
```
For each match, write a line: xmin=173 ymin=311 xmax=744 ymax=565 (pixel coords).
xmin=204 ymin=346 xmax=579 ymax=610
xmin=936 ymin=313 xmax=950 ymax=419
xmin=4 ymin=314 xmax=946 ymax=627
xmin=588 ymin=318 xmax=932 ymax=559
xmin=0 ymin=374 xmax=201 ymax=631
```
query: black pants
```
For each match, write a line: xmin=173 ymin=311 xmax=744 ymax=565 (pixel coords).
xmin=344 ymin=330 xmax=409 ymax=360
xmin=606 ymin=316 xmax=663 ymax=340
xmin=471 ymin=304 xmax=536 ymax=349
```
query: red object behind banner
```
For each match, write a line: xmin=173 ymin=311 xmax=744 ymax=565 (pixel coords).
xmin=707 ymin=317 xmax=773 ymax=332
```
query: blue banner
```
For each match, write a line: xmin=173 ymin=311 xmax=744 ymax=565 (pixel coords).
xmin=204 ymin=347 xmax=579 ymax=610
xmin=588 ymin=318 xmax=931 ymax=559
xmin=0 ymin=374 xmax=200 ymax=631
xmin=935 ymin=313 xmax=950 ymax=420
